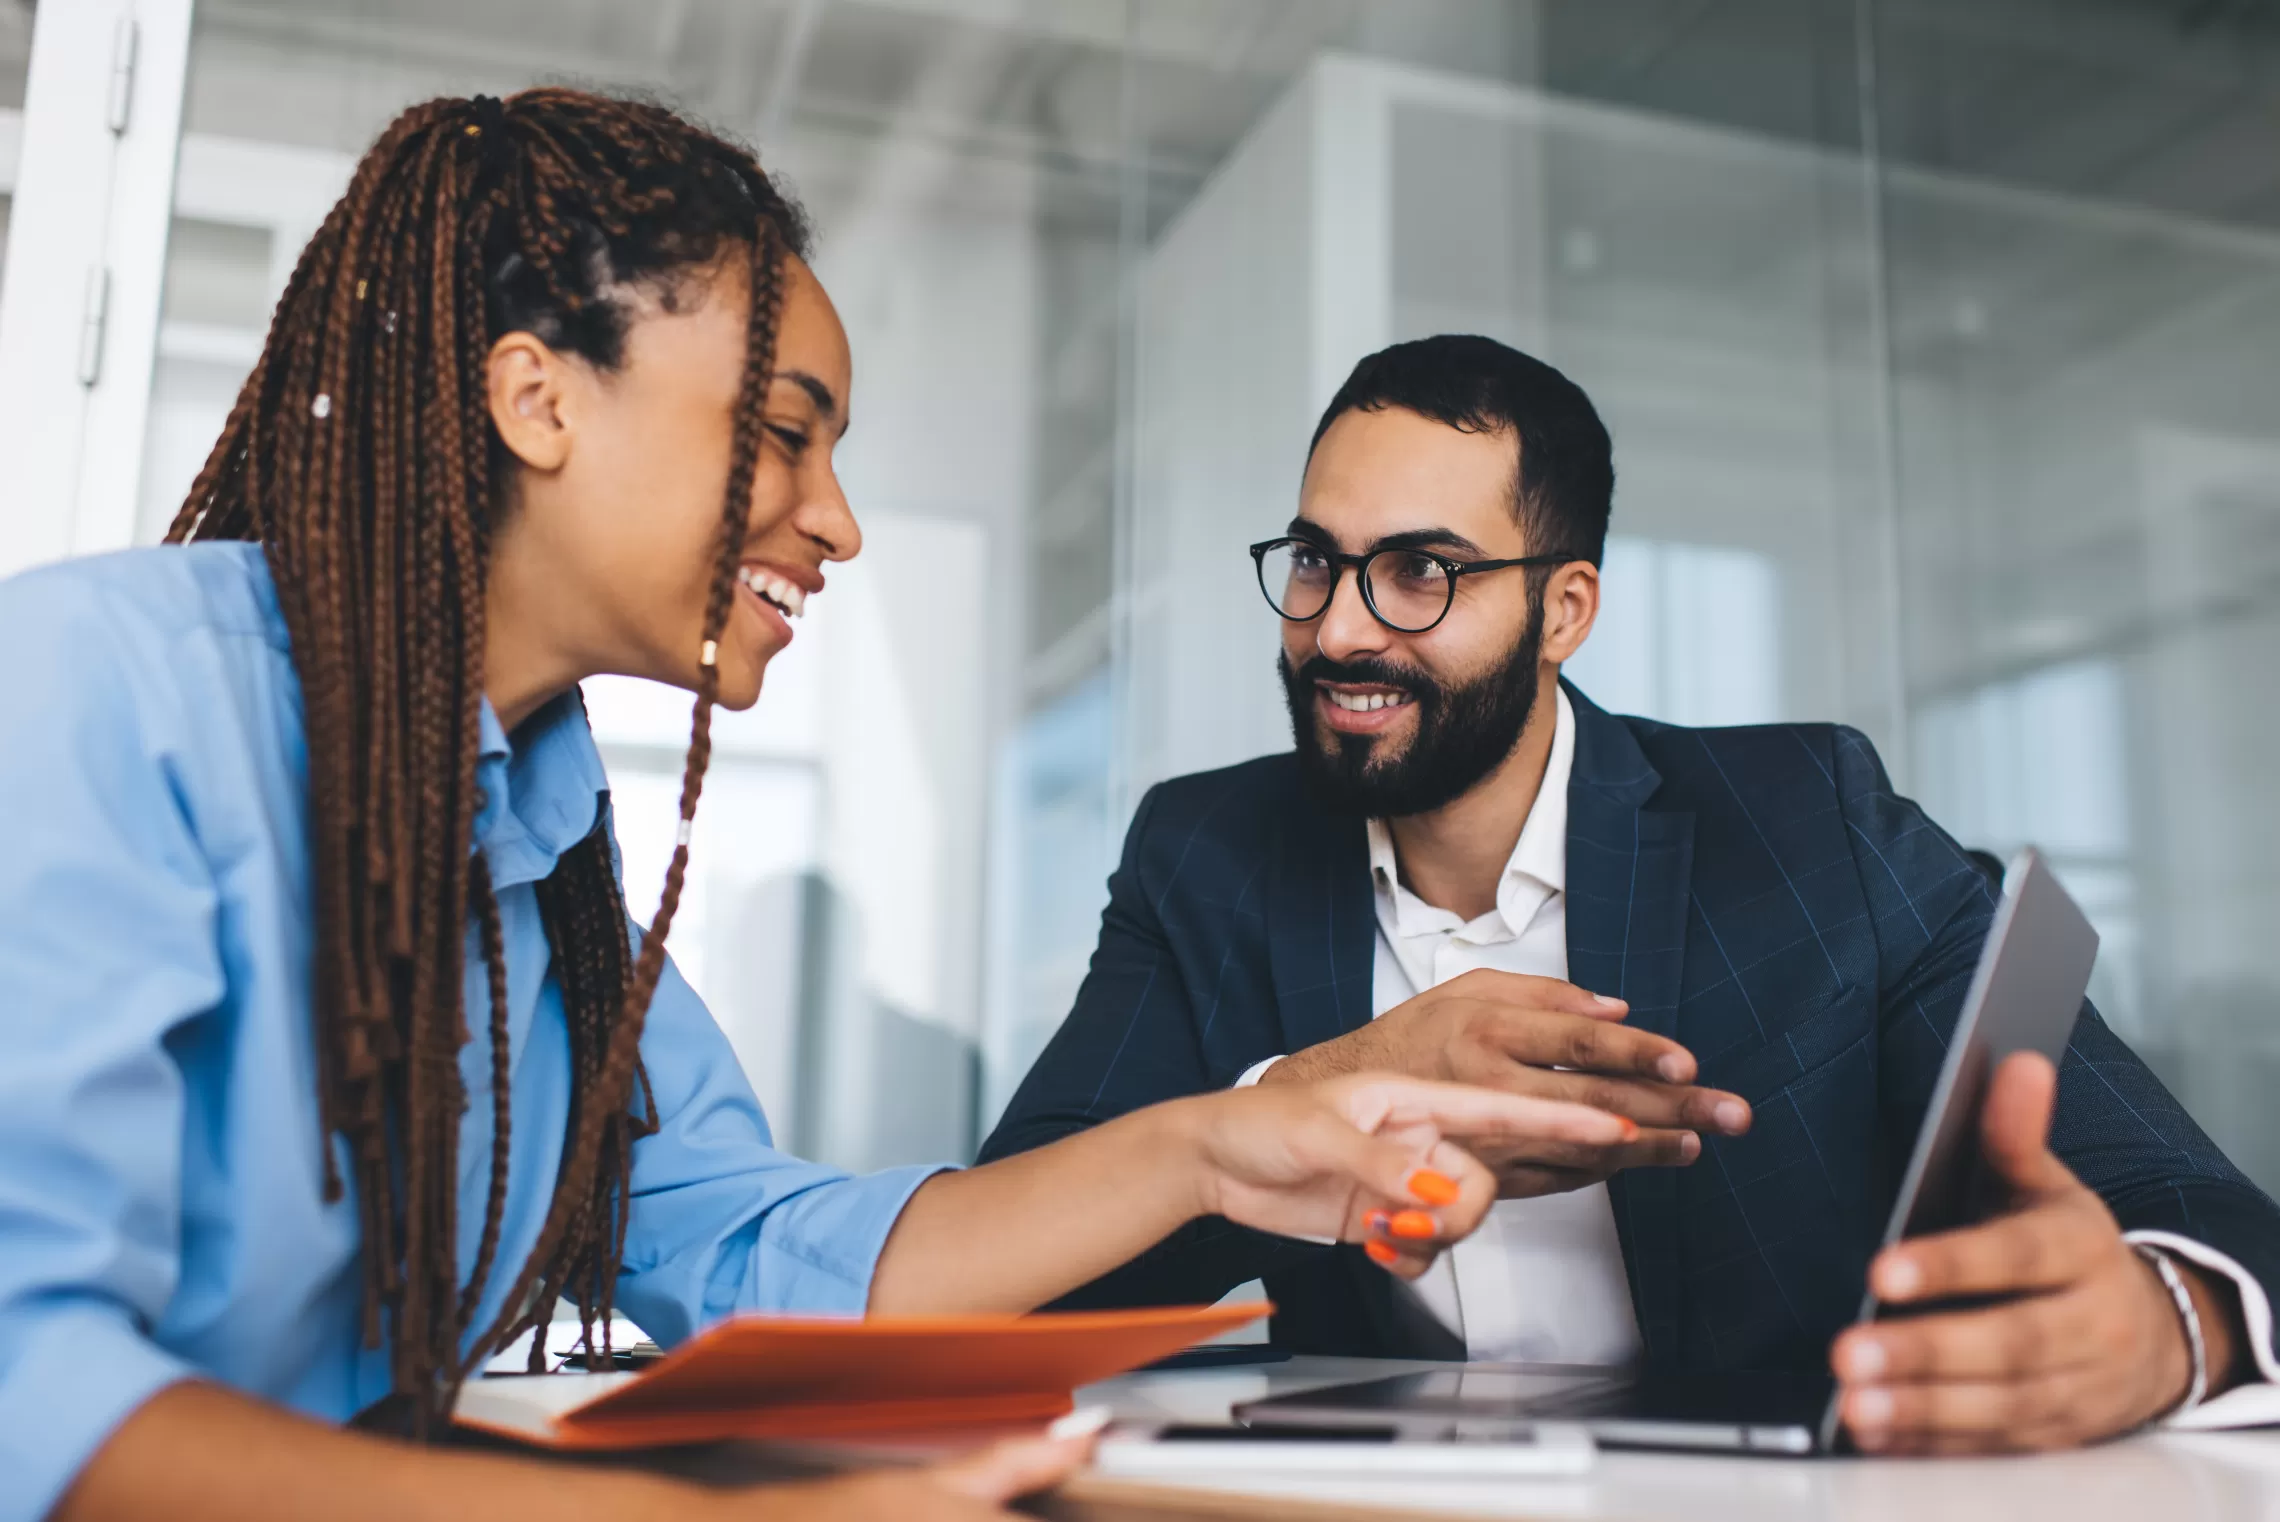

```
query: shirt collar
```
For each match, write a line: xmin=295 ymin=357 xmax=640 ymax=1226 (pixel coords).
xmin=473 ymin=688 xmax=610 ymax=890
xmin=1367 ymin=684 xmax=1575 ymax=939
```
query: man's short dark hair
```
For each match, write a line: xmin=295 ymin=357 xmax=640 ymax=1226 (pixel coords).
xmin=1307 ymin=334 xmax=1613 ymax=567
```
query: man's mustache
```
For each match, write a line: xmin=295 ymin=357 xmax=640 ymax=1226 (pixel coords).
xmin=1287 ymin=653 xmax=1442 ymax=705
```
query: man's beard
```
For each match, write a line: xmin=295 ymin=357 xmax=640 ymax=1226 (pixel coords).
xmin=1280 ymin=601 xmax=1545 ymax=819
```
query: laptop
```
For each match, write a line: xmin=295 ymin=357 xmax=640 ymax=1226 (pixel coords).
xmin=1235 ymin=847 xmax=2099 ymax=1456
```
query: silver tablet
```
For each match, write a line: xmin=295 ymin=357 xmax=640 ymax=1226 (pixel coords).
xmin=1809 ymin=845 xmax=2097 ymax=1446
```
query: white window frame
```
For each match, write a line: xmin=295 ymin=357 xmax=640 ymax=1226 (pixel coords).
xmin=0 ymin=0 xmax=193 ymax=581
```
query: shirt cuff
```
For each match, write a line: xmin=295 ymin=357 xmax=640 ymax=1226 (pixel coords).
xmin=0 ymin=1301 xmax=192 ymax=1522
xmin=1233 ymin=1056 xmax=1285 ymax=1089
xmin=2125 ymin=1230 xmax=2280 ymax=1430
xmin=744 ymin=1161 xmax=957 ymax=1317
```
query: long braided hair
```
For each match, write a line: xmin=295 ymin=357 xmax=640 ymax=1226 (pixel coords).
xmin=166 ymin=88 xmax=809 ymax=1435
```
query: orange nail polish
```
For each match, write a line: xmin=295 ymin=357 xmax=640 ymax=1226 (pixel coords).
xmin=1389 ymin=1210 xmax=1437 ymax=1240
xmin=1407 ymin=1169 xmax=1459 ymax=1206
xmin=1364 ymin=1239 xmax=1401 ymax=1267
xmin=1617 ymin=1117 xmax=1640 ymax=1142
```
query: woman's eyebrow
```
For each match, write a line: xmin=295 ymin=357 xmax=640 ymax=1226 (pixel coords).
xmin=776 ymin=369 xmax=840 ymax=421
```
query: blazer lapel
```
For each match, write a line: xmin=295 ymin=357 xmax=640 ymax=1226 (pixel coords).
xmin=1265 ymin=784 xmax=1376 ymax=1058
xmin=1563 ymin=682 xmax=1695 ymax=1367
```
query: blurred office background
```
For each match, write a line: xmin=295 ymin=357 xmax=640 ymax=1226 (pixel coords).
xmin=2 ymin=0 xmax=2277 ymax=1190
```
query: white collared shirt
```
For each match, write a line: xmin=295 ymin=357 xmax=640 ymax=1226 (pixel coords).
xmin=1240 ymin=689 xmax=1640 ymax=1362
xmin=1366 ymin=687 xmax=1644 ymax=1362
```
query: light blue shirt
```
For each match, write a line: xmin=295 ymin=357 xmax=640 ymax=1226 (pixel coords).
xmin=0 ymin=544 xmax=943 ymax=1522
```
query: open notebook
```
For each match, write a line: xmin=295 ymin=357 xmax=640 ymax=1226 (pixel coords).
xmin=454 ymin=1303 xmax=1267 ymax=1449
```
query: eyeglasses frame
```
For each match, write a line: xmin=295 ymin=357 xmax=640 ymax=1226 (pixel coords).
xmin=1247 ymin=535 xmax=1581 ymax=634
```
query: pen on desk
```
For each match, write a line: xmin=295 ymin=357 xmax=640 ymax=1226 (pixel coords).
xmin=555 ymin=1338 xmax=665 ymax=1372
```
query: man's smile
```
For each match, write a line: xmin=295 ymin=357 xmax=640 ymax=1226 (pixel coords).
xmin=1316 ymin=680 xmax=1416 ymax=734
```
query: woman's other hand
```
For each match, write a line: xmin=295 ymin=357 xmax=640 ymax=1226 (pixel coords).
xmin=1181 ymin=1075 xmax=1636 ymax=1278
xmin=728 ymin=1409 xmax=1105 ymax=1520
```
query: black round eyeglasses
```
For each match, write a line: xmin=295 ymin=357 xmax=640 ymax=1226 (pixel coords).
xmin=1248 ymin=536 xmax=1578 ymax=634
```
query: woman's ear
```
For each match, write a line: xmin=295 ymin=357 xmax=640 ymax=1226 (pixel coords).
xmin=1540 ymin=560 xmax=1601 ymax=665
xmin=487 ymin=331 xmax=574 ymax=473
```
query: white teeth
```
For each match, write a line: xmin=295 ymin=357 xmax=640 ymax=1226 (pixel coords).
xmin=1327 ymin=690 xmax=1409 ymax=713
xmin=736 ymin=565 xmax=808 ymax=619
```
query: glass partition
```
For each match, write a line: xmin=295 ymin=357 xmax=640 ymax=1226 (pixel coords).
xmin=1870 ymin=0 xmax=2280 ymax=1185
xmin=73 ymin=0 xmax=2280 ymax=1196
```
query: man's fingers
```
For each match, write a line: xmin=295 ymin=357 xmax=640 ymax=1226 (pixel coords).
xmin=1445 ymin=968 xmax=1629 ymax=1021
xmin=1485 ymin=1133 xmax=1704 ymax=1200
xmin=1869 ymin=1193 xmax=2109 ymax=1305
xmin=1475 ymin=1127 xmax=1702 ymax=1176
xmin=1841 ymin=1370 xmax=2085 ymax=1452
xmin=1494 ymin=1067 xmax=1750 ymax=1137
xmin=1832 ymin=1285 xmax=2104 ymax=1383
xmin=1979 ymin=1051 xmax=2071 ymax=1198
xmin=1478 ymin=1008 xmax=1696 ymax=1084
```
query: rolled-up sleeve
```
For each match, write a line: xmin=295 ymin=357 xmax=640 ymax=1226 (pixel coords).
xmin=0 ymin=575 xmax=219 ymax=1522
xmin=611 ymin=946 xmax=948 ymax=1348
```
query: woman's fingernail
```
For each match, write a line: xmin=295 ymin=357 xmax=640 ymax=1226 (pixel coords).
xmin=1850 ymin=1388 xmax=1894 ymax=1427
xmin=1364 ymin=1239 xmax=1401 ymax=1267
xmin=1364 ymin=1210 xmax=1390 ymax=1235
xmin=1714 ymin=1099 xmax=1750 ymax=1133
xmin=1048 ymin=1405 xmax=1114 ymax=1442
xmin=1616 ymin=1117 xmax=1641 ymax=1142
xmin=1388 ymin=1210 xmax=1437 ymax=1240
xmin=1407 ymin=1169 xmax=1460 ymax=1206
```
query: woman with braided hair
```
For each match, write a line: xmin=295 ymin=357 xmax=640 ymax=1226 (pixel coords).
xmin=0 ymin=89 xmax=1631 ymax=1522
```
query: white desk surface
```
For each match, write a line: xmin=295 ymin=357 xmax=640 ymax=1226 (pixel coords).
xmin=1069 ymin=1357 xmax=2280 ymax=1522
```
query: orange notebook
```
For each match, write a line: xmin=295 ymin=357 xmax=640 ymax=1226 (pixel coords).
xmin=452 ymin=1303 xmax=1268 ymax=1450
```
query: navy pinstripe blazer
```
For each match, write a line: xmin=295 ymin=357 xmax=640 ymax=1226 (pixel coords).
xmin=981 ymin=682 xmax=2280 ymax=1370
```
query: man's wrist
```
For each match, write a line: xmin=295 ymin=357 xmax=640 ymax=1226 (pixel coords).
xmin=2134 ymin=1243 xmax=2208 ymax=1415
xmin=1256 ymin=1045 xmax=1330 ymax=1087
xmin=2178 ymin=1259 xmax=2250 ymax=1398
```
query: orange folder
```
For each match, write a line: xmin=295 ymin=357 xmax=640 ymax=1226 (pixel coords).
xmin=453 ymin=1302 xmax=1269 ymax=1450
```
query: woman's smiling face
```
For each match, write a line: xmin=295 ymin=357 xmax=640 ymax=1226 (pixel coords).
xmin=485 ymin=251 xmax=858 ymax=714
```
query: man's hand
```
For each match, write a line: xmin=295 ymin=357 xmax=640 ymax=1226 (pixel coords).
xmin=1259 ymin=968 xmax=1751 ymax=1196
xmin=1830 ymin=1052 xmax=2248 ymax=1454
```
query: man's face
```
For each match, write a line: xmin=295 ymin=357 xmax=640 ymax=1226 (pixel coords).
xmin=1278 ymin=406 xmax=1566 ymax=818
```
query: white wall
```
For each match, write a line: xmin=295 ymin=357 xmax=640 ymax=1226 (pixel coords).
xmin=1126 ymin=60 xmax=1372 ymax=797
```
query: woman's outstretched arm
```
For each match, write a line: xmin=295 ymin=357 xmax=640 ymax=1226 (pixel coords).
xmin=868 ymin=1073 xmax=1631 ymax=1314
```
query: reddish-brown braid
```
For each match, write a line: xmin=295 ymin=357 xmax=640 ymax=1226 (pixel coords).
xmin=168 ymin=87 xmax=809 ymax=1436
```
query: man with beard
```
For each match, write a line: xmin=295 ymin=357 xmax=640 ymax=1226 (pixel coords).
xmin=983 ymin=334 xmax=2280 ymax=1451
